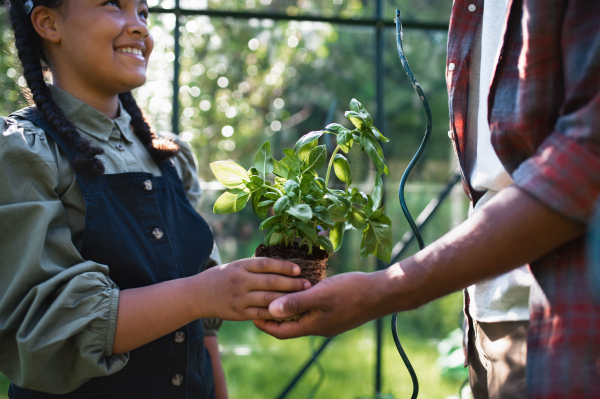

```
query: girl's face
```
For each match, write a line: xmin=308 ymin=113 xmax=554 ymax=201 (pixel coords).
xmin=49 ymin=0 xmax=153 ymax=95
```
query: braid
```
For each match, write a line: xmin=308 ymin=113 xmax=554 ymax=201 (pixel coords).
xmin=119 ymin=92 xmax=180 ymax=163
xmin=8 ymin=0 xmax=105 ymax=176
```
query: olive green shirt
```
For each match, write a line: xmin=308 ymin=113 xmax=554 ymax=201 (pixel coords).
xmin=0 ymin=85 xmax=219 ymax=394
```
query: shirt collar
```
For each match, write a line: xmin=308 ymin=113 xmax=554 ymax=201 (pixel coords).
xmin=49 ymin=85 xmax=133 ymax=143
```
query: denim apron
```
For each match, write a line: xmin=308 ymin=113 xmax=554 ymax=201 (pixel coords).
xmin=9 ymin=108 xmax=216 ymax=399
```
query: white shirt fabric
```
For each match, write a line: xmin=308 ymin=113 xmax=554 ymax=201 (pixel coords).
xmin=464 ymin=0 xmax=535 ymax=322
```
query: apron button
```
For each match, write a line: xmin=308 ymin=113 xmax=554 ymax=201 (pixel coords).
xmin=143 ymin=180 xmax=153 ymax=191
xmin=172 ymin=374 xmax=184 ymax=386
xmin=152 ymin=228 xmax=164 ymax=240
xmin=116 ymin=144 xmax=125 ymax=151
xmin=174 ymin=331 xmax=186 ymax=344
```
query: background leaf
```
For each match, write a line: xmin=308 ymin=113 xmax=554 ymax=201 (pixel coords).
xmin=296 ymin=140 xmax=318 ymax=166
xmin=313 ymin=206 xmax=334 ymax=225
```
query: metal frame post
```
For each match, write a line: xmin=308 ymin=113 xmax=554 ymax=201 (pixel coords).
xmin=171 ymin=0 xmax=181 ymax=135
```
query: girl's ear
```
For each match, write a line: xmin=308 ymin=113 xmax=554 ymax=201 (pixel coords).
xmin=30 ymin=6 xmax=62 ymax=44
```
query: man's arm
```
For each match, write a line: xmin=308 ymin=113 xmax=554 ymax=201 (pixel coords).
xmin=254 ymin=185 xmax=584 ymax=339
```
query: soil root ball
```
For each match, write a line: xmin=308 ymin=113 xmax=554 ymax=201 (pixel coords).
xmin=254 ymin=243 xmax=329 ymax=321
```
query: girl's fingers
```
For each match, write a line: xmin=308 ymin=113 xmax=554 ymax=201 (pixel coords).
xmin=244 ymin=291 xmax=289 ymax=308
xmin=243 ymin=257 xmax=301 ymax=276
xmin=251 ymin=273 xmax=310 ymax=293
xmin=244 ymin=306 xmax=275 ymax=320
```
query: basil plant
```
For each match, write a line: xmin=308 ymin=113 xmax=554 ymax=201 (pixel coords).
xmin=210 ymin=99 xmax=393 ymax=263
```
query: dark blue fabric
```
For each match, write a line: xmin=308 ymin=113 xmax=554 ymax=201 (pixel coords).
xmin=8 ymin=107 xmax=216 ymax=399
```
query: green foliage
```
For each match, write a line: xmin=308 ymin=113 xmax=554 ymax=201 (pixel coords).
xmin=211 ymin=99 xmax=393 ymax=262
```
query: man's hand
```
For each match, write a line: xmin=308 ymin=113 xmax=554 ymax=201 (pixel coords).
xmin=253 ymin=272 xmax=387 ymax=339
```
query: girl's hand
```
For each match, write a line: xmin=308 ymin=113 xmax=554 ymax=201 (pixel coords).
xmin=193 ymin=257 xmax=311 ymax=321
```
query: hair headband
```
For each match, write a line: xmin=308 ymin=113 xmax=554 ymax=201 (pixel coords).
xmin=23 ymin=0 xmax=34 ymax=14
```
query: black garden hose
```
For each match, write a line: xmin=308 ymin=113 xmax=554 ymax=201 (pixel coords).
xmin=392 ymin=9 xmax=433 ymax=399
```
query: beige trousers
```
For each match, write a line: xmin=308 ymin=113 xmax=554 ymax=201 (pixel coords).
xmin=468 ymin=320 xmax=529 ymax=399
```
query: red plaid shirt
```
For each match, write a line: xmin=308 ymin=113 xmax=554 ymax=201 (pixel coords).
xmin=447 ymin=0 xmax=600 ymax=397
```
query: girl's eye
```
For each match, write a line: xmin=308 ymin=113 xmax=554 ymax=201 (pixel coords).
xmin=105 ymin=1 xmax=119 ymax=8
xmin=139 ymin=9 xmax=149 ymax=20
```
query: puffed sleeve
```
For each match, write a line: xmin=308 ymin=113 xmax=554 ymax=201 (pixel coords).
xmin=0 ymin=117 xmax=128 ymax=394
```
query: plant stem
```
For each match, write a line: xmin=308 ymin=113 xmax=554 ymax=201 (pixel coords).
xmin=325 ymin=145 xmax=341 ymax=188
xmin=265 ymin=185 xmax=283 ymax=197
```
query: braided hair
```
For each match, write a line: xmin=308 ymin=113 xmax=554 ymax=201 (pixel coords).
xmin=7 ymin=0 xmax=179 ymax=176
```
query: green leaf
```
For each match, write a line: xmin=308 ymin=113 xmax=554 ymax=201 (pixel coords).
xmin=312 ymin=206 xmax=334 ymax=225
xmin=300 ymin=173 xmax=315 ymax=194
xmin=248 ymin=166 xmax=259 ymax=176
xmin=297 ymin=140 xmax=317 ymax=165
xmin=213 ymin=189 xmax=250 ymax=214
xmin=318 ymin=236 xmax=334 ymax=256
xmin=333 ymin=154 xmax=352 ymax=185
xmin=349 ymin=98 xmax=373 ymax=124
xmin=273 ymin=196 xmax=290 ymax=215
xmin=284 ymin=180 xmax=300 ymax=196
xmin=368 ymin=219 xmax=393 ymax=262
xmin=330 ymin=222 xmax=345 ymax=251
xmin=264 ymin=192 xmax=280 ymax=200
xmin=260 ymin=215 xmax=282 ymax=231
xmin=293 ymin=131 xmax=323 ymax=151
xmin=293 ymin=222 xmax=318 ymax=242
xmin=285 ymin=204 xmax=313 ymax=224
xmin=372 ymin=173 xmax=383 ymax=211
xmin=370 ymin=205 xmax=386 ymax=221
xmin=302 ymin=145 xmax=327 ymax=172
xmin=371 ymin=126 xmax=389 ymax=143
xmin=363 ymin=136 xmax=390 ymax=177
xmin=360 ymin=225 xmax=377 ymax=259
xmin=347 ymin=209 xmax=368 ymax=230
xmin=272 ymin=159 xmax=289 ymax=178
xmin=345 ymin=111 xmax=368 ymax=130
xmin=324 ymin=123 xmax=346 ymax=134
xmin=282 ymin=149 xmax=302 ymax=171
xmin=210 ymin=161 xmax=250 ymax=189
xmin=254 ymin=142 xmax=274 ymax=177
xmin=252 ymin=187 xmax=268 ymax=220
xmin=269 ymin=231 xmax=286 ymax=246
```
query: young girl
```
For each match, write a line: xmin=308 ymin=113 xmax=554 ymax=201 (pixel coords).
xmin=0 ymin=1 xmax=310 ymax=398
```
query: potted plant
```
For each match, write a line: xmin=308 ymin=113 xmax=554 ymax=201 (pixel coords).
xmin=210 ymin=99 xmax=393 ymax=319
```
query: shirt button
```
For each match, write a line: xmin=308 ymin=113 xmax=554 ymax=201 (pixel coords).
xmin=172 ymin=374 xmax=183 ymax=386
xmin=468 ymin=4 xmax=477 ymax=12
xmin=448 ymin=63 xmax=456 ymax=71
xmin=174 ymin=331 xmax=186 ymax=344
xmin=143 ymin=180 xmax=153 ymax=191
xmin=116 ymin=144 xmax=125 ymax=151
xmin=448 ymin=130 xmax=453 ymax=139
xmin=152 ymin=228 xmax=164 ymax=240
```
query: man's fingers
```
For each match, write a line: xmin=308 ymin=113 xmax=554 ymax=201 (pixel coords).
xmin=268 ymin=289 xmax=318 ymax=319
xmin=244 ymin=257 xmax=301 ymax=276
xmin=253 ymin=315 xmax=320 ymax=340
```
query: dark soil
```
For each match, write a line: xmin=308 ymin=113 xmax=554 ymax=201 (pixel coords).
xmin=255 ymin=242 xmax=329 ymax=261
xmin=255 ymin=243 xmax=329 ymax=321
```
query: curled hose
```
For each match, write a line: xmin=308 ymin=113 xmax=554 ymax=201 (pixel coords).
xmin=392 ymin=9 xmax=433 ymax=399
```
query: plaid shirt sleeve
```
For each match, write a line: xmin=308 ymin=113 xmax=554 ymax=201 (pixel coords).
xmin=489 ymin=0 xmax=600 ymax=224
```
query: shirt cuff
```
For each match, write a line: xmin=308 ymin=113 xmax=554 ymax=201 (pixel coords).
xmin=512 ymin=131 xmax=600 ymax=224
xmin=103 ymin=288 xmax=120 ymax=357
